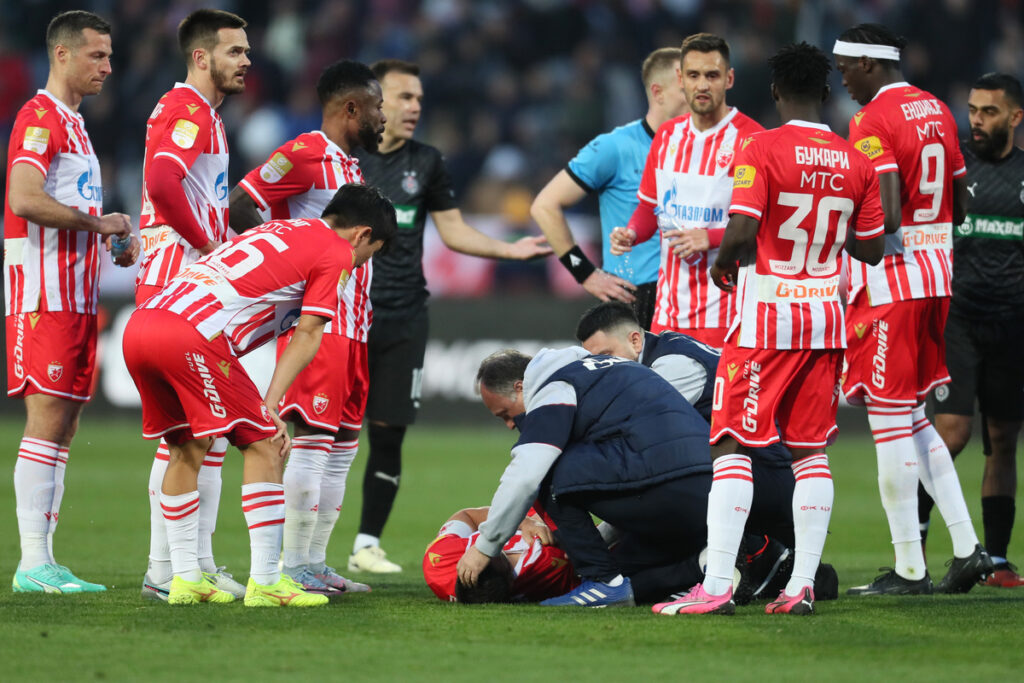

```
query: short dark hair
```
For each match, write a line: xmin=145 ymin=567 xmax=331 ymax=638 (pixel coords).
xmin=575 ymin=302 xmax=641 ymax=343
xmin=178 ymin=9 xmax=246 ymax=68
xmin=641 ymin=47 xmax=681 ymax=88
xmin=454 ymin=555 xmax=514 ymax=604
xmin=321 ymin=184 xmax=397 ymax=251
xmin=316 ymin=60 xmax=378 ymax=106
xmin=769 ymin=42 xmax=831 ymax=102
xmin=46 ymin=10 xmax=110 ymax=58
xmin=837 ymin=23 xmax=907 ymax=69
xmin=476 ymin=350 xmax=532 ymax=397
xmin=370 ymin=59 xmax=420 ymax=82
xmin=680 ymin=33 xmax=729 ymax=66
xmin=973 ymin=72 xmax=1024 ymax=109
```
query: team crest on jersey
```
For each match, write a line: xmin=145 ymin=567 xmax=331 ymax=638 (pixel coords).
xmin=312 ymin=393 xmax=330 ymax=415
xmin=856 ymin=136 xmax=884 ymax=160
xmin=171 ymin=119 xmax=200 ymax=149
xmin=726 ymin=362 xmax=739 ymax=381
xmin=1019 ymin=180 xmax=1024 ymax=205
xmin=401 ymin=171 xmax=419 ymax=195
xmin=23 ymin=126 xmax=50 ymax=155
xmin=259 ymin=403 xmax=272 ymax=422
xmin=934 ymin=384 xmax=949 ymax=402
xmin=47 ymin=362 xmax=63 ymax=383
xmin=716 ymin=142 xmax=734 ymax=168
xmin=733 ymin=166 xmax=756 ymax=189
xmin=260 ymin=152 xmax=293 ymax=184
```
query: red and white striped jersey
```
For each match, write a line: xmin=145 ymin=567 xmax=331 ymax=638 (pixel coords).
xmin=140 ymin=219 xmax=355 ymax=357
xmin=637 ymin=108 xmax=763 ymax=334
xmin=238 ymin=131 xmax=371 ymax=341
xmin=728 ymin=121 xmax=885 ymax=349
xmin=845 ymin=82 xmax=966 ymax=305
xmin=137 ymin=83 xmax=231 ymax=289
xmin=4 ymin=90 xmax=104 ymax=315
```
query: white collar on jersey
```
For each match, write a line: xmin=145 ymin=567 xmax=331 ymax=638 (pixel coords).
xmin=37 ymin=89 xmax=81 ymax=119
xmin=689 ymin=106 xmax=738 ymax=137
xmin=173 ymin=82 xmax=213 ymax=108
xmin=832 ymin=40 xmax=901 ymax=62
xmin=784 ymin=119 xmax=832 ymax=132
xmin=871 ymin=81 xmax=912 ymax=102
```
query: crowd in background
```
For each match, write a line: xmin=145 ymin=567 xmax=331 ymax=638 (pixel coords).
xmin=1 ymin=0 xmax=1022 ymax=277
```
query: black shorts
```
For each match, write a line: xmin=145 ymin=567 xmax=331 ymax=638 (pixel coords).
xmin=932 ymin=311 xmax=1024 ymax=420
xmin=632 ymin=281 xmax=658 ymax=331
xmin=366 ymin=308 xmax=428 ymax=426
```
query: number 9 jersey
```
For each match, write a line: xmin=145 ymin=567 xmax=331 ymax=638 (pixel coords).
xmin=845 ymin=82 xmax=966 ymax=305
xmin=727 ymin=121 xmax=884 ymax=349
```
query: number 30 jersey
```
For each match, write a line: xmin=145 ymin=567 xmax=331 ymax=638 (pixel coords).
xmin=845 ymin=82 xmax=966 ymax=305
xmin=728 ymin=121 xmax=884 ymax=349
xmin=140 ymin=219 xmax=355 ymax=356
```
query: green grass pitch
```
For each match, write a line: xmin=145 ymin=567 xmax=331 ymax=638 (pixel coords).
xmin=1 ymin=417 xmax=1022 ymax=681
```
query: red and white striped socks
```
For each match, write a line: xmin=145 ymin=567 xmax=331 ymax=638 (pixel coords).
xmin=242 ymin=483 xmax=285 ymax=585
xmin=161 ymin=489 xmax=201 ymax=582
xmin=309 ymin=438 xmax=358 ymax=570
xmin=14 ymin=437 xmax=64 ymax=569
xmin=786 ymin=454 xmax=833 ymax=595
xmin=867 ymin=403 xmax=926 ymax=579
xmin=197 ymin=438 xmax=227 ymax=573
xmin=911 ymin=404 xmax=977 ymax=557
xmin=703 ymin=454 xmax=753 ymax=596
xmin=282 ymin=434 xmax=333 ymax=569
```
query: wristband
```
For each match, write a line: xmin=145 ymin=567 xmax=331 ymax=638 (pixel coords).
xmin=558 ymin=245 xmax=596 ymax=284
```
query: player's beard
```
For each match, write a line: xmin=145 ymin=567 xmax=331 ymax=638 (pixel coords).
xmin=211 ymin=57 xmax=246 ymax=95
xmin=968 ymin=125 xmax=1010 ymax=161
xmin=357 ymin=118 xmax=383 ymax=152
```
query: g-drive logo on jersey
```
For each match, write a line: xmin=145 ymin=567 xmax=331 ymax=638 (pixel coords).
xmin=659 ymin=180 xmax=724 ymax=226
xmin=186 ymin=352 xmax=227 ymax=418
xmin=741 ymin=360 xmax=763 ymax=433
xmin=77 ymin=167 xmax=102 ymax=202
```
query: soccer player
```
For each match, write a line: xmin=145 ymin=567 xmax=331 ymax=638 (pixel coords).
xmin=349 ymin=59 xmax=551 ymax=574
xmin=456 ymin=347 xmax=714 ymax=608
xmin=122 ymin=184 xmax=396 ymax=607
xmin=609 ymin=33 xmax=763 ymax=348
xmin=136 ymin=9 xmax=251 ymax=602
xmin=654 ymin=43 xmax=885 ymax=616
xmin=834 ymin=24 xmax=993 ymax=596
xmin=7 ymin=10 xmax=137 ymax=593
xmin=919 ymin=73 xmax=1024 ymax=587
xmin=228 ymin=59 xmax=384 ymax=595
xmin=530 ymin=47 xmax=688 ymax=327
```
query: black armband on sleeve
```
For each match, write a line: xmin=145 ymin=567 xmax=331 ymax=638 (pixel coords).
xmin=558 ymin=245 xmax=596 ymax=284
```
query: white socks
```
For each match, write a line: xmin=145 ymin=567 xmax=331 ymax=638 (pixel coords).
xmin=702 ymin=455 xmax=753 ymax=596
xmin=14 ymin=437 xmax=62 ymax=569
xmin=282 ymin=434 xmax=332 ymax=569
xmin=786 ymin=454 xmax=833 ymax=595
xmin=242 ymin=483 xmax=285 ymax=585
xmin=197 ymin=438 xmax=226 ymax=573
xmin=868 ymin=404 xmax=926 ymax=580
xmin=309 ymin=439 xmax=358 ymax=569
xmin=147 ymin=444 xmax=172 ymax=582
xmin=161 ymin=490 xmax=201 ymax=582
xmin=911 ymin=404 xmax=978 ymax=557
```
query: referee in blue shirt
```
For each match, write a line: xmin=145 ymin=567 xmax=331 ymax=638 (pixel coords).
xmin=531 ymin=48 xmax=688 ymax=328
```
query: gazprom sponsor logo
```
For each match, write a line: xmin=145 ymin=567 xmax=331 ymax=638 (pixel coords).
xmin=956 ymin=214 xmax=1024 ymax=240
xmin=77 ymin=168 xmax=102 ymax=202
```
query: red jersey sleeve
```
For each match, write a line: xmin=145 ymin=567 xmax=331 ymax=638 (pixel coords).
xmin=149 ymin=100 xmax=214 ymax=175
xmin=301 ymin=235 xmax=354 ymax=319
xmin=851 ymin=157 xmax=886 ymax=240
xmin=728 ymin=134 xmax=768 ymax=221
xmin=9 ymin=106 xmax=63 ymax=178
xmin=637 ymin=123 xmax=671 ymax=206
xmin=238 ymin=137 xmax=321 ymax=211
xmin=422 ymin=534 xmax=465 ymax=601
xmin=848 ymin=110 xmax=898 ymax=175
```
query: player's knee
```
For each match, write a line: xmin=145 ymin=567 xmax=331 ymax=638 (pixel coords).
xmin=935 ymin=416 xmax=970 ymax=456
xmin=985 ymin=420 xmax=1021 ymax=459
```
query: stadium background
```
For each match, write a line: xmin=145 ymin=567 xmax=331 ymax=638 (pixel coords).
xmin=1 ymin=0 xmax=1021 ymax=421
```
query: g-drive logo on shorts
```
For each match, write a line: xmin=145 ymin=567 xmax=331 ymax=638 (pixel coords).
xmin=871 ymin=320 xmax=889 ymax=390
xmin=741 ymin=360 xmax=763 ymax=433
xmin=186 ymin=352 xmax=227 ymax=418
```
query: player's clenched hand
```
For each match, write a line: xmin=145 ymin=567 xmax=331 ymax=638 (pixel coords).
xmin=508 ymin=235 xmax=554 ymax=260
xmin=265 ymin=404 xmax=291 ymax=459
xmin=519 ymin=518 xmax=555 ymax=546
xmin=112 ymin=235 xmax=142 ymax=267
xmin=97 ymin=212 xmax=131 ymax=238
xmin=456 ymin=545 xmax=492 ymax=588
xmin=608 ymin=226 xmax=636 ymax=255
xmin=582 ymin=270 xmax=635 ymax=303
xmin=710 ymin=261 xmax=737 ymax=292
xmin=666 ymin=228 xmax=710 ymax=261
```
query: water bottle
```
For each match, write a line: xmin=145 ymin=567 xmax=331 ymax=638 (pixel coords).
xmin=111 ymin=234 xmax=131 ymax=262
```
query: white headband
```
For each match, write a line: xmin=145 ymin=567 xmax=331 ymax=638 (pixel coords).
xmin=833 ymin=40 xmax=900 ymax=61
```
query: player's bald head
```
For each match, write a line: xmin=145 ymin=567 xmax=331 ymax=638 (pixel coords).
xmin=178 ymin=8 xmax=246 ymax=69
xmin=317 ymin=60 xmax=379 ymax=106
xmin=46 ymin=10 xmax=110 ymax=61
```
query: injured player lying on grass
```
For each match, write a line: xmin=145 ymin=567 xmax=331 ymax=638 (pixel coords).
xmin=423 ymin=507 xmax=838 ymax=606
